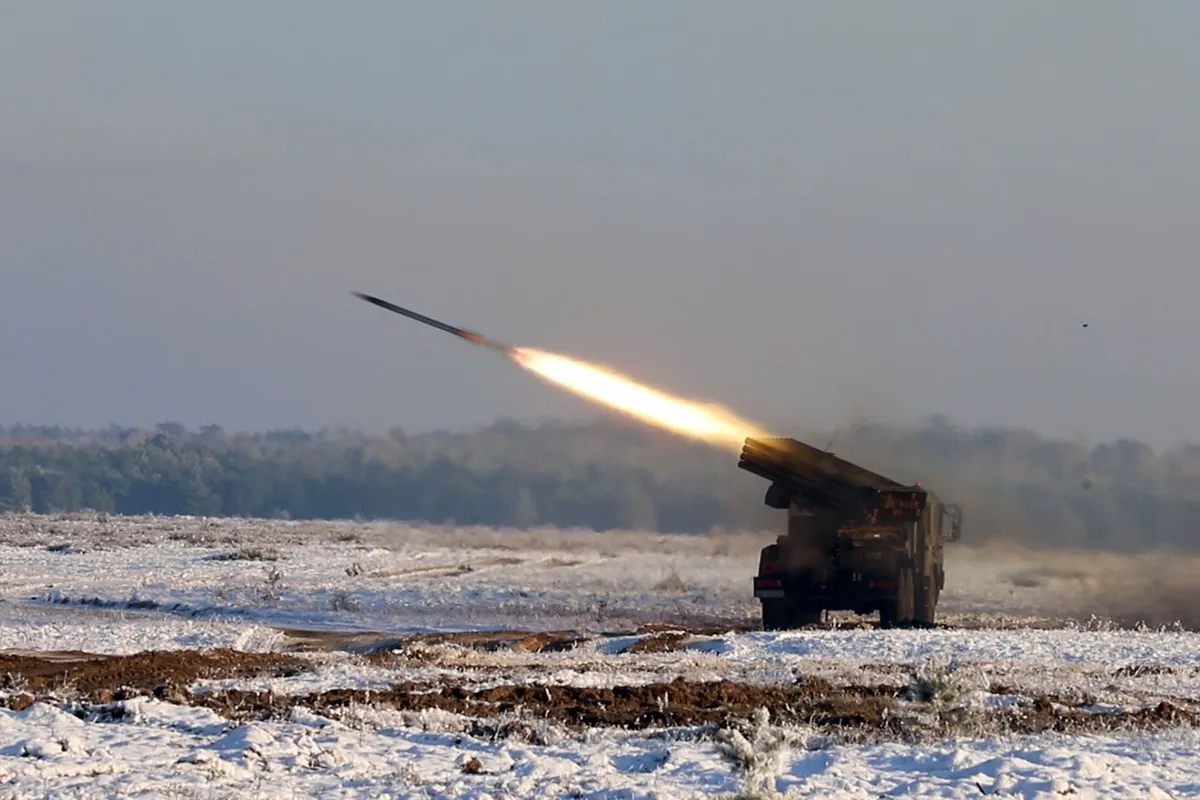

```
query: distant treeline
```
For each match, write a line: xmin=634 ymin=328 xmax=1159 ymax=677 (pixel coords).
xmin=1 ymin=417 xmax=1198 ymax=552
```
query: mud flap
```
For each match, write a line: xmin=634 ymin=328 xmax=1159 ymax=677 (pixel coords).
xmin=761 ymin=599 xmax=822 ymax=631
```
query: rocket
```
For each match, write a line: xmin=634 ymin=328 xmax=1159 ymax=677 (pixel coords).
xmin=352 ymin=292 xmax=513 ymax=354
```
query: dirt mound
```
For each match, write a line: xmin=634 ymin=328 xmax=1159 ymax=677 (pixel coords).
xmin=622 ymin=632 xmax=694 ymax=654
xmin=0 ymin=646 xmax=1195 ymax=740
xmin=286 ymin=625 xmax=753 ymax=659
xmin=0 ymin=649 xmax=306 ymax=706
xmin=192 ymin=676 xmax=1200 ymax=737
xmin=194 ymin=676 xmax=890 ymax=730
xmin=396 ymin=630 xmax=586 ymax=655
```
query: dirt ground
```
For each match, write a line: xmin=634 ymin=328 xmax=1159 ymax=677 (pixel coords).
xmin=0 ymin=647 xmax=1194 ymax=742
xmin=0 ymin=649 xmax=304 ymax=704
xmin=281 ymin=624 xmax=733 ymax=657
xmin=191 ymin=677 xmax=1200 ymax=740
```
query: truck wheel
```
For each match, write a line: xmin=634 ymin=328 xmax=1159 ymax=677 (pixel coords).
xmin=903 ymin=567 xmax=919 ymax=623
xmin=881 ymin=568 xmax=916 ymax=628
xmin=915 ymin=574 xmax=938 ymax=627
xmin=761 ymin=600 xmax=789 ymax=631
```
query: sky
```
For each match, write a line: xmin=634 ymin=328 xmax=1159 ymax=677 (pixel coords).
xmin=2 ymin=2 xmax=1199 ymax=447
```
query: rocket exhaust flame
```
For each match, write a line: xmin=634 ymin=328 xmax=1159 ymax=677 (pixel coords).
xmin=510 ymin=348 xmax=770 ymax=451
xmin=354 ymin=291 xmax=772 ymax=450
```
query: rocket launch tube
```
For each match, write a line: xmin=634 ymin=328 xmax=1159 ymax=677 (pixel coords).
xmin=352 ymin=292 xmax=512 ymax=353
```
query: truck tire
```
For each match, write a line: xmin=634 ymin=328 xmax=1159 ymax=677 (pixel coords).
xmin=897 ymin=568 xmax=917 ymax=624
xmin=880 ymin=568 xmax=917 ymax=628
xmin=915 ymin=574 xmax=938 ymax=626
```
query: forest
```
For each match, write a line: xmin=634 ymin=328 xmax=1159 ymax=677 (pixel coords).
xmin=1 ymin=416 xmax=1197 ymax=552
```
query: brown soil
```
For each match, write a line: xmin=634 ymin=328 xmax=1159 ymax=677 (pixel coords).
xmin=187 ymin=676 xmax=1200 ymax=738
xmin=0 ymin=649 xmax=306 ymax=709
xmin=278 ymin=623 xmax=749 ymax=659
xmin=0 ymin=647 xmax=1196 ymax=740
xmin=191 ymin=675 xmax=897 ymax=731
xmin=395 ymin=630 xmax=587 ymax=655
xmin=508 ymin=632 xmax=588 ymax=653
xmin=375 ymin=625 xmax=745 ymax=659
xmin=623 ymin=632 xmax=694 ymax=654
xmin=1113 ymin=664 xmax=1177 ymax=678
xmin=635 ymin=623 xmax=752 ymax=636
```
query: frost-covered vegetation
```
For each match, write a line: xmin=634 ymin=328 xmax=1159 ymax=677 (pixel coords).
xmin=0 ymin=514 xmax=1198 ymax=797
xmin=1 ymin=700 xmax=1195 ymax=798
xmin=2 ymin=416 xmax=1200 ymax=552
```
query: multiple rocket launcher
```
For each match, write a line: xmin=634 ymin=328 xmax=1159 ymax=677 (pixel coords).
xmin=353 ymin=290 xmax=961 ymax=630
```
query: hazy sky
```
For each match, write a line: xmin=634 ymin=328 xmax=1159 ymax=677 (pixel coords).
xmin=3 ymin=2 xmax=1199 ymax=446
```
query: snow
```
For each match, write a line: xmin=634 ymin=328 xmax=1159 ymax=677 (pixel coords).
xmin=0 ymin=700 xmax=1195 ymax=798
xmin=0 ymin=604 xmax=286 ymax=655
xmin=186 ymin=625 xmax=1200 ymax=708
xmin=0 ymin=513 xmax=1198 ymax=796
xmin=2 ymin=513 xmax=1155 ymax=641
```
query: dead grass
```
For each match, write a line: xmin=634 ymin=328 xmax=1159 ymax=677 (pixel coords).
xmin=328 ymin=590 xmax=360 ymax=613
xmin=4 ymin=663 xmax=1184 ymax=744
xmin=206 ymin=546 xmax=282 ymax=562
xmin=7 ymin=511 xmax=1200 ymax=632
xmin=0 ymin=640 xmax=1195 ymax=747
xmin=0 ymin=649 xmax=306 ymax=706
xmin=715 ymin=707 xmax=800 ymax=799
xmin=654 ymin=564 xmax=692 ymax=592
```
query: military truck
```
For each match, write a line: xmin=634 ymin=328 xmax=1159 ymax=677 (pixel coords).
xmin=738 ymin=436 xmax=962 ymax=630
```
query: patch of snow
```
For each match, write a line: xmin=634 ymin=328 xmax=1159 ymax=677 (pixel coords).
xmin=1 ymin=516 xmax=1199 ymax=795
xmin=0 ymin=701 xmax=1193 ymax=797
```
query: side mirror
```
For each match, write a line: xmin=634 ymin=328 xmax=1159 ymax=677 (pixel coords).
xmin=944 ymin=503 xmax=962 ymax=542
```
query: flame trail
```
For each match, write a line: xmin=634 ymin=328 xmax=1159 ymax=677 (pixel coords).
xmin=351 ymin=292 xmax=772 ymax=450
xmin=510 ymin=347 xmax=772 ymax=451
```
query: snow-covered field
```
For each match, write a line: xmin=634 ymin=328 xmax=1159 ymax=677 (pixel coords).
xmin=3 ymin=700 xmax=1199 ymax=799
xmin=0 ymin=512 xmax=1197 ymax=798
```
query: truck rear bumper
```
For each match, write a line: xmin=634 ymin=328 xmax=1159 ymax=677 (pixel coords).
xmin=752 ymin=576 xmax=781 ymax=599
xmin=754 ymin=575 xmax=897 ymax=602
